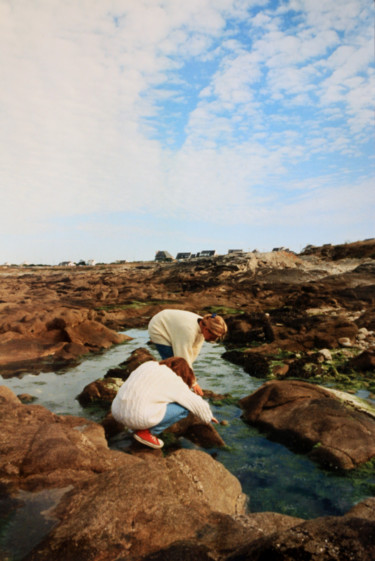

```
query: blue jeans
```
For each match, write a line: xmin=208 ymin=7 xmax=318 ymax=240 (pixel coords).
xmin=150 ymin=403 xmax=189 ymax=435
xmin=155 ymin=343 xmax=174 ymax=360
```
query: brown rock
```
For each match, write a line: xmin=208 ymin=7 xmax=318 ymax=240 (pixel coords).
xmin=104 ymin=346 xmax=156 ymax=380
xmin=346 ymin=350 xmax=375 ymax=372
xmin=0 ymin=386 xmax=140 ymax=492
xmin=24 ymin=449 xmax=247 ymax=561
xmin=227 ymin=500 xmax=375 ymax=561
xmin=77 ymin=377 xmax=123 ymax=407
xmin=239 ymin=380 xmax=375 ymax=470
xmin=165 ymin=412 xmax=226 ymax=448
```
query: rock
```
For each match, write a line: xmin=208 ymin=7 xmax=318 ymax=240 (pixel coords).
xmin=346 ymin=350 xmax=375 ymax=372
xmin=338 ymin=337 xmax=352 ymax=347
xmin=272 ymin=364 xmax=289 ymax=377
xmin=0 ymin=304 xmax=132 ymax=376
xmin=77 ymin=377 xmax=124 ymax=407
xmin=224 ymin=313 xmax=275 ymax=346
xmin=0 ymin=386 xmax=139 ymax=492
xmin=239 ymin=380 xmax=375 ymax=470
xmin=286 ymin=354 xmax=322 ymax=379
xmin=104 ymin=347 xmax=156 ymax=380
xmin=319 ymin=348 xmax=332 ymax=361
xmin=141 ymin=511 xmax=304 ymax=561
xmin=222 ymin=350 xmax=270 ymax=378
xmin=23 ymin=449 xmax=247 ymax=561
xmin=165 ymin=412 xmax=226 ymax=448
xmin=226 ymin=498 xmax=375 ymax=561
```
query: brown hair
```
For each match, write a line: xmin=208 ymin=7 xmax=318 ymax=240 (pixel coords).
xmin=159 ymin=357 xmax=195 ymax=388
xmin=201 ymin=313 xmax=228 ymax=340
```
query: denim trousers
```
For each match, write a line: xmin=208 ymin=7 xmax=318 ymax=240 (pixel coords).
xmin=155 ymin=343 xmax=174 ymax=360
xmin=150 ymin=402 xmax=189 ymax=434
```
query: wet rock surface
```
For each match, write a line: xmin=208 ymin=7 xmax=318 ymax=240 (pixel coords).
xmin=0 ymin=386 xmax=137 ymax=493
xmin=239 ymin=380 xmax=375 ymax=470
xmin=226 ymin=501 xmax=375 ymax=561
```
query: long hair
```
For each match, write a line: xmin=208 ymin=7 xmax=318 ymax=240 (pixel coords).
xmin=159 ymin=357 xmax=195 ymax=388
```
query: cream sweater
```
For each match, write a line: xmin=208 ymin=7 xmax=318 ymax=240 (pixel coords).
xmin=148 ymin=309 xmax=204 ymax=367
xmin=111 ymin=361 xmax=213 ymax=430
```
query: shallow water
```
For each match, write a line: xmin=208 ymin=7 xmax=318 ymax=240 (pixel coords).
xmin=1 ymin=328 xmax=374 ymax=526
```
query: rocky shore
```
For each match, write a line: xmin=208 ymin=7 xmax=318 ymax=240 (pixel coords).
xmin=1 ymin=239 xmax=375 ymax=560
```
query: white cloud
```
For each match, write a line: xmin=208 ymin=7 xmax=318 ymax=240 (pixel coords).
xmin=0 ymin=0 xmax=373 ymax=263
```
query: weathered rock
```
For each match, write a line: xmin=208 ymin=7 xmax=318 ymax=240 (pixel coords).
xmin=141 ymin=511 xmax=304 ymax=561
xmin=226 ymin=498 xmax=375 ymax=561
xmin=77 ymin=377 xmax=123 ymax=407
xmin=239 ymin=380 xmax=375 ymax=470
xmin=224 ymin=313 xmax=275 ymax=346
xmin=24 ymin=449 xmax=247 ymax=561
xmin=346 ymin=349 xmax=375 ymax=372
xmin=222 ymin=349 xmax=270 ymax=378
xmin=0 ymin=386 xmax=139 ymax=492
xmin=0 ymin=304 xmax=131 ymax=376
xmin=104 ymin=346 xmax=156 ymax=379
xmin=165 ymin=412 xmax=226 ymax=448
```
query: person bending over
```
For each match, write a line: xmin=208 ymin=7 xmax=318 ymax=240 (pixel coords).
xmin=148 ymin=309 xmax=227 ymax=396
xmin=111 ymin=356 xmax=218 ymax=449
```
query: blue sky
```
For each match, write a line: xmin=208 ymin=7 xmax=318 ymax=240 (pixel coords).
xmin=0 ymin=0 xmax=374 ymax=264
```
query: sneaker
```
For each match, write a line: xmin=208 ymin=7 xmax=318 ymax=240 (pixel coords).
xmin=134 ymin=429 xmax=164 ymax=449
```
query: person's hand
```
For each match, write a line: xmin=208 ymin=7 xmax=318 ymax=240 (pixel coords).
xmin=211 ymin=417 xmax=219 ymax=424
xmin=192 ymin=382 xmax=203 ymax=396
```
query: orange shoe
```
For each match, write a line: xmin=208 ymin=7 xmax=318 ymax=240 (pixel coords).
xmin=134 ymin=429 xmax=164 ymax=449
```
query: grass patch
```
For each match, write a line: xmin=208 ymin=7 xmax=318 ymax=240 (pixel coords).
xmin=202 ymin=306 xmax=245 ymax=316
xmin=96 ymin=299 xmax=175 ymax=311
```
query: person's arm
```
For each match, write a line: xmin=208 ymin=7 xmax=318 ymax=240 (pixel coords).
xmin=191 ymin=380 xmax=203 ymax=396
xmin=168 ymin=375 xmax=213 ymax=424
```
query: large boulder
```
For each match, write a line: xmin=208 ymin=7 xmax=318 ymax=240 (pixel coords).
xmin=224 ymin=313 xmax=275 ymax=346
xmin=24 ymin=449 xmax=248 ymax=561
xmin=0 ymin=386 xmax=139 ymax=492
xmin=0 ymin=305 xmax=131 ymax=376
xmin=239 ymin=380 xmax=375 ymax=470
xmin=226 ymin=498 xmax=375 ymax=561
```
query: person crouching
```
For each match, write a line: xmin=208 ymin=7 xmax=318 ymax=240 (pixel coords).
xmin=111 ymin=356 xmax=218 ymax=449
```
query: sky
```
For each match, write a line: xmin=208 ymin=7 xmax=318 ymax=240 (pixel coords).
xmin=1 ymin=0 xmax=374 ymax=264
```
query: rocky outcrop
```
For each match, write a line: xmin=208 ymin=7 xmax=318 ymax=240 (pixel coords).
xmin=22 ymin=449 xmax=247 ymax=561
xmin=0 ymin=304 xmax=131 ymax=377
xmin=1 ymin=241 xmax=374 ymax=377
xmin=239 ymin=380 xmax=375 ymax=470
xmin=0 ymin=386 xmax=138 ymax=492
xmin=2 ymin=387 xmax=375 ymax=561
xmin=226 ymin=498 xmax=375 ymax=561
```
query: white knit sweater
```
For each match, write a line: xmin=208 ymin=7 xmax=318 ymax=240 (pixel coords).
xmin=111 ymin=361 xmax=213 ymax=430
xmin=148 ymin=309 xmax=204 ymax=367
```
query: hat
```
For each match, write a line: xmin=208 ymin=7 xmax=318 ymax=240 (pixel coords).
xmin=202 ymin=313 xmax=228 ymax=339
